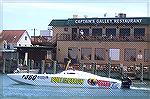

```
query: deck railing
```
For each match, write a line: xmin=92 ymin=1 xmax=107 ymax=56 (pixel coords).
xmin=31 ymin=34 xmax=149 ymax=46
xmin=57 ymin=34 xmax=149 ymax=42
xmin=31 ymin=36 xmax=57 ymax=46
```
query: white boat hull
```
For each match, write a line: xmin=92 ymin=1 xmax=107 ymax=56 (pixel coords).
xmin=7 ymin=70 xmax=122 ymax=89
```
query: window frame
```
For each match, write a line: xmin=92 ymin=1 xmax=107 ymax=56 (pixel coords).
xmin=81 ymin=48 xmax=92 ymax=60
xmin=119 ymin=28 xmax=130 ymax=36
xmin=106 ymin=28 xmax=116 ymax=37
xmin=124 ymin=48 xmax=136 ymax=62
xmin=94 ymin=48 xmax=105 ymax=61
xmin=25 ymin=36 xmax=27 ymax=40
xmin=92 ymin=28 xmax=102 ymax=36
xmin=134 ymin=28 xmax=145 ymax=36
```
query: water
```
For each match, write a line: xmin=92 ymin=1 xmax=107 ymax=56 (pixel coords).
xmin=0 ymin=74 xmax=150 ymax=99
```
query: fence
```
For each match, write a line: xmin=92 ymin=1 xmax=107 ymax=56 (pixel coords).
xmin=44 ymin=61 xmax=150 ymax=80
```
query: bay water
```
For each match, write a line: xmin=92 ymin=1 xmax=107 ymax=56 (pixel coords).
xmin=0 ymin=74 xmax=150 ymax=99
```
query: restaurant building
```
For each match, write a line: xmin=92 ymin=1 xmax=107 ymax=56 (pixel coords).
xmin=32 ymin=14 xmax=150 ymax=76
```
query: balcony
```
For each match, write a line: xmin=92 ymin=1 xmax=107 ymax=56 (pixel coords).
xmin=57 ymin=34 xmax=149 ymax=42
xmin=31 ymin=34 xmax=149 ymax=46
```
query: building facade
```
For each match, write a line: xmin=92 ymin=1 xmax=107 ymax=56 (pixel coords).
xmin=1 ymin=30 xmax=32 ymax=60
xmin=48 ymin=17 xmax=150 ymax=72
xmin=0 ymin=30 xmax=32 ymax=73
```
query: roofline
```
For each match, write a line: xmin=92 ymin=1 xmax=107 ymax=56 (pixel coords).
xmin=50 ymin=17 xmax=150 ymax=21
xmin=48 ymin=17 xmax=150 ymax=26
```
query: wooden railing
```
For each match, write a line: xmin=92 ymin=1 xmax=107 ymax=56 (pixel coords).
xmin=31 ymin=34 xmax=149 ymax=46
xmin=56 ymin=34 xmax=149 ymax=42
xmin=31 ymin=35 xmax=57 ymax=46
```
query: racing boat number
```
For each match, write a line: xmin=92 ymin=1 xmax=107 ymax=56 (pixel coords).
xmin=22 ymin=75 xmax=37 ymax=81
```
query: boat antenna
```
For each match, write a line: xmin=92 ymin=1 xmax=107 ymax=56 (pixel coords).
xmin=65 ymin=59 xmax=71 ymax=70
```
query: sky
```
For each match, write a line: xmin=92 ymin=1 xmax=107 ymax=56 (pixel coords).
xmin=1 ymin=0 xmax=150 ymax=36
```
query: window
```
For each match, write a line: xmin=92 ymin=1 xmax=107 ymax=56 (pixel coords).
xmin=144 ymin=49 xmax=149 ymax=62
xmin=134 ymin=28 xmax=145 ymax=36
xmin=3 ymin=44 xmax=6 ymax=49
xmin=124 ymin=48 xmax=136 ymax=61
xmin=72 ymin=28 xmax=77 ymax=40
xmin=109 ymin=49 xmax=120 ymax=61
xmin=64 ymin=27 xmax=68 ymax=31
xmin=25 ymin=36 xmax=27 ymax=40
xmin=106 ymin=28 xmax=116 ymax=37
xmin=68 ymin=47 xmax=78 ymax=64
xmin=79 ymin=28 xmax=89 ymax=36
xmin=95 ymin=48 xmax=105 ymax=60
xmin=119 ymin=28 xmax=130 ymax=36
xmin=68 ymin=47 xmax=78 ymax=59
xmin=7 ymin=44 xmax=10 ymax=49
xmin=81 ymin=48 xmax=92 ymax=60
xmin=92 ymin=28 xmax=102 ymax=36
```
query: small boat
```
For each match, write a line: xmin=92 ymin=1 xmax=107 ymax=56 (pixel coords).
xmin=7 ymin=70 xmax=132 ymax=89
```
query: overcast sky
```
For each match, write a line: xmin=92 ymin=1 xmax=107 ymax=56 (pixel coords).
xmin=1 ymin=0 xmax=150 ymax=36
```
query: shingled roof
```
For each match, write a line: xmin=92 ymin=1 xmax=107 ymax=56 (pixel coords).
xmin=48 ymin=19 xmax=68 ymax=26
xmin=2 ymin=30 xmax=26 ymax=43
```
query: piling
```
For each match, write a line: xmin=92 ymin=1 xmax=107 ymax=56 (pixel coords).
xmin=79 ymin=63 xmax=84 ymax=71
xmin=140 ymin=63 xmax=143 ymax=82
xmin=53 ymin=61 xmax=57 ymax=74
xmin=31 ymin=60 xmax=34 ymax=70
xmin=17 ymin=52 xmax=19 ymax=66
xmin=108 ymin=58 xmax=111 ymax=78
xmin=41 ymin=60 xmax=45 ymax=74
xmin=3 ymin=57 xmax=6 ymax=74
xmin=27 ymin=59 xmax=30 ymax=73
xmin=92 ymin=62 xmax=96 ymax=74
xmin=120 ymin=64 xmax=124 ymax=78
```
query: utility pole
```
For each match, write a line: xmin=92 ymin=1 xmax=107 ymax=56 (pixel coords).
xmin=31 ymin=28 xmax=37 ymax=43
xmin=34 ymin=28 xmax=36 ymax=42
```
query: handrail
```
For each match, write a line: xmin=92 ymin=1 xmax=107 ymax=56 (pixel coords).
xmin=56 ymin=34 xmax=149 ymax=42
xmin=31 ymin=34 xmax=149 ymax=46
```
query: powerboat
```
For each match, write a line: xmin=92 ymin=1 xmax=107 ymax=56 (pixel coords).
xmin=7 ymin=70 xmax=132 ymax=89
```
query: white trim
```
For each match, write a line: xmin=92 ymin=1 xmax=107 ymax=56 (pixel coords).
xmin=0 ymin=49 xmax=15 ymax=52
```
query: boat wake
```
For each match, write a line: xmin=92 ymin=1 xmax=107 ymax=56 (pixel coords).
xmin=130 ymin=86 xmax=150 ymax=91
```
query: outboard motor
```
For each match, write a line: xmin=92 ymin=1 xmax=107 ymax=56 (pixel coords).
xmin=121 ymin=76 xmax=132 ymax=89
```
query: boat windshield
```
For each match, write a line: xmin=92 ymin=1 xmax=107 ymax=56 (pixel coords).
xmin=60 ymin=70 xmax=77 ymax=75
xmin=67 ymin=73 xmax=75 ymax=74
